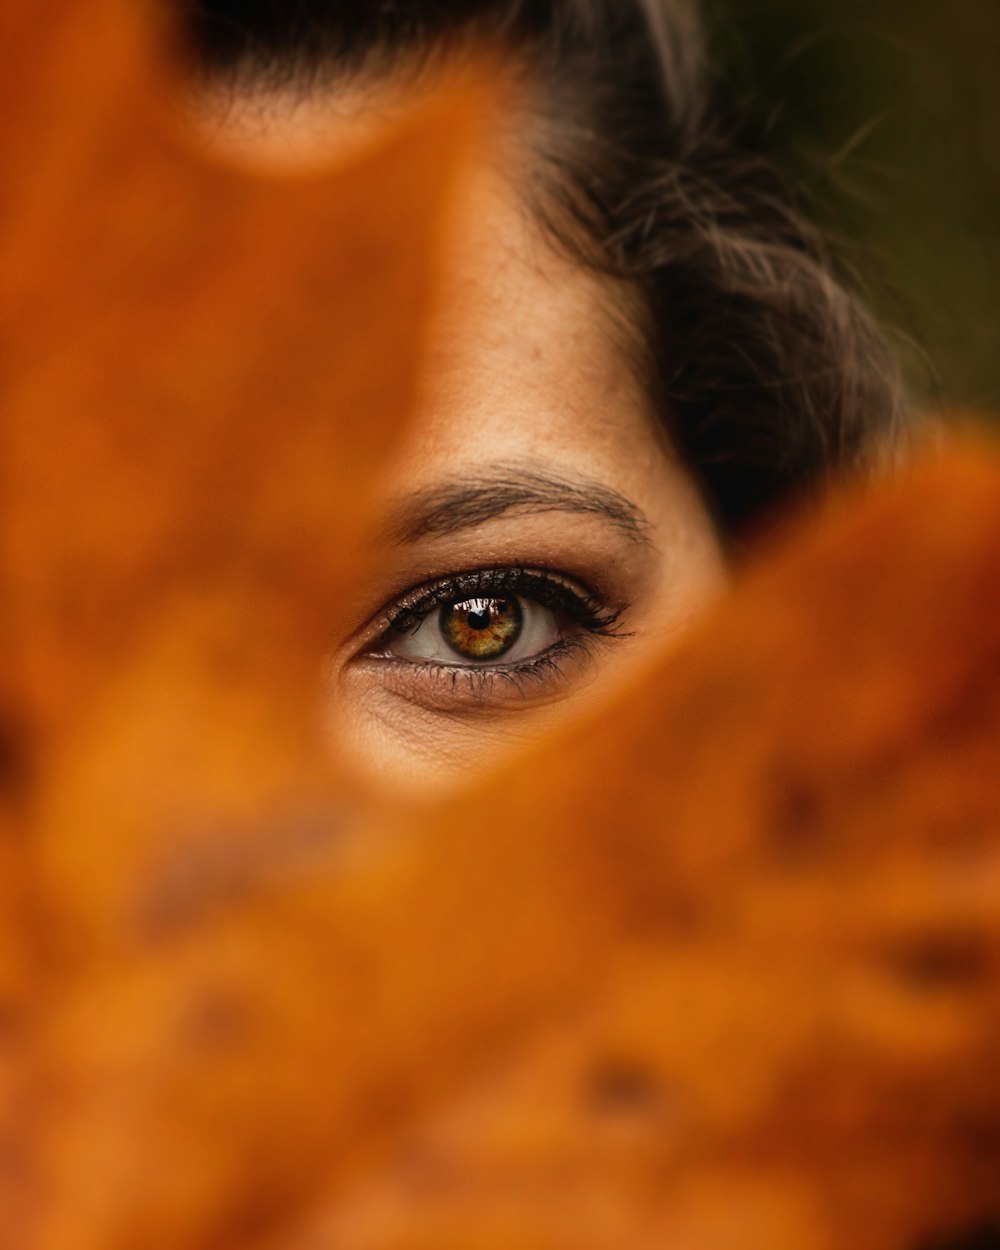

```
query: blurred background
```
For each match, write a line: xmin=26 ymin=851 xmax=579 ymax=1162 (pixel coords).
xmin=711 ymin=0 xmax=1000 ymax=413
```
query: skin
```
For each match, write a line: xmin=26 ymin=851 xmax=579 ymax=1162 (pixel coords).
xmin=195 ymin=80 xmax=727 ymax=797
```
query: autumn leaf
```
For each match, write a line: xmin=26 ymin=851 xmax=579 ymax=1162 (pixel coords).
xmin=0 ymin=0 xmax=485 ymax=1244
xmin=1 ymin=5 xmax=998 ymax=1250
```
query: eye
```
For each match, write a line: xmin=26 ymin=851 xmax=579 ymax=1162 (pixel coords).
xmin=388 ymin=593 xmax=559 ymax=666
xmin=359 ymin=566 xmax=628 ymax=680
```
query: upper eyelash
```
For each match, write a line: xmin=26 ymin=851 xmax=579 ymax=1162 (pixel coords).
xmin=376 ymin=565 xmax=629 ymax=641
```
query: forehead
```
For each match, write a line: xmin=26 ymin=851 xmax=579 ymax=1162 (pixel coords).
xmin=198 ymin=80 xmax=655 ymax=427
xmin=192 ymin=81 xmax=663 ymax=499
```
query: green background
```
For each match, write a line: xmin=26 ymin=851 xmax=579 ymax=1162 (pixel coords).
xmin=711 ymin=0 xmax=1000 ymax=413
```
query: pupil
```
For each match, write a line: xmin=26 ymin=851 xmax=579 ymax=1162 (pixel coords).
xmin=467 ymin=606 xmax=492 ymax=631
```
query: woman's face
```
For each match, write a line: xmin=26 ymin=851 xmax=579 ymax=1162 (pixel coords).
xmin=199 ymin=85 xmax=727 ymax=795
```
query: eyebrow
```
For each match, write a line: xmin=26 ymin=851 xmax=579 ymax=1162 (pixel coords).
xmin=381 ymin=466 xmax=654 ymax=547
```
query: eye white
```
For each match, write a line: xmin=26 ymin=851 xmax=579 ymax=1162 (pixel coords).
xmin=389 ymin=597 xmax=562 ymax=666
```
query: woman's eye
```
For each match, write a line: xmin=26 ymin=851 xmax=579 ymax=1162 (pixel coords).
xmin=347 ymin=567 xmax=630 ymax=711
xmin=388 ymin=594 xmax=561 ymax=666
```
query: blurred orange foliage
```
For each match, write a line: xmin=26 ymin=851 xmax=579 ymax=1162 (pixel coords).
xmin=0 ymin=4 xmax=997 ymax=1250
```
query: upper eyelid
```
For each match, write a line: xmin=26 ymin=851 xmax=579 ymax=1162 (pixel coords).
xmin=382 ymin=570 xmax=595 ymax=622
xmin=378 ymin=567 xmax=609 ymax=634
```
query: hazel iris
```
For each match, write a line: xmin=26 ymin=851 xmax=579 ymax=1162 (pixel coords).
xmin=439 ymin=596 xmax=523 ymax=661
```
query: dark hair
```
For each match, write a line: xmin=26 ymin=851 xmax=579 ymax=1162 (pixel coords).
xmin=181 ymin=0 xmax=906 ymax=537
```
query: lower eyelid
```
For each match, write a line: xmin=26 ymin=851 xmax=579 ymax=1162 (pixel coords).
xmin=351 ymin=633 xmax=608 ymax=713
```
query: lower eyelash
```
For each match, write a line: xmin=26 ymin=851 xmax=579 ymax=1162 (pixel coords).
xmin=377 ymin=633 xmax=600 ymax=703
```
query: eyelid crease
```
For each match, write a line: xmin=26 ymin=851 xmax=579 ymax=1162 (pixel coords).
xmin=380 ymin=465 xmax=655 ymax=548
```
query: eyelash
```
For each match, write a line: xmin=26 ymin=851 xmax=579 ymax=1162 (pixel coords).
xmin=362 ymin=565 xmax=629 ymax=701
